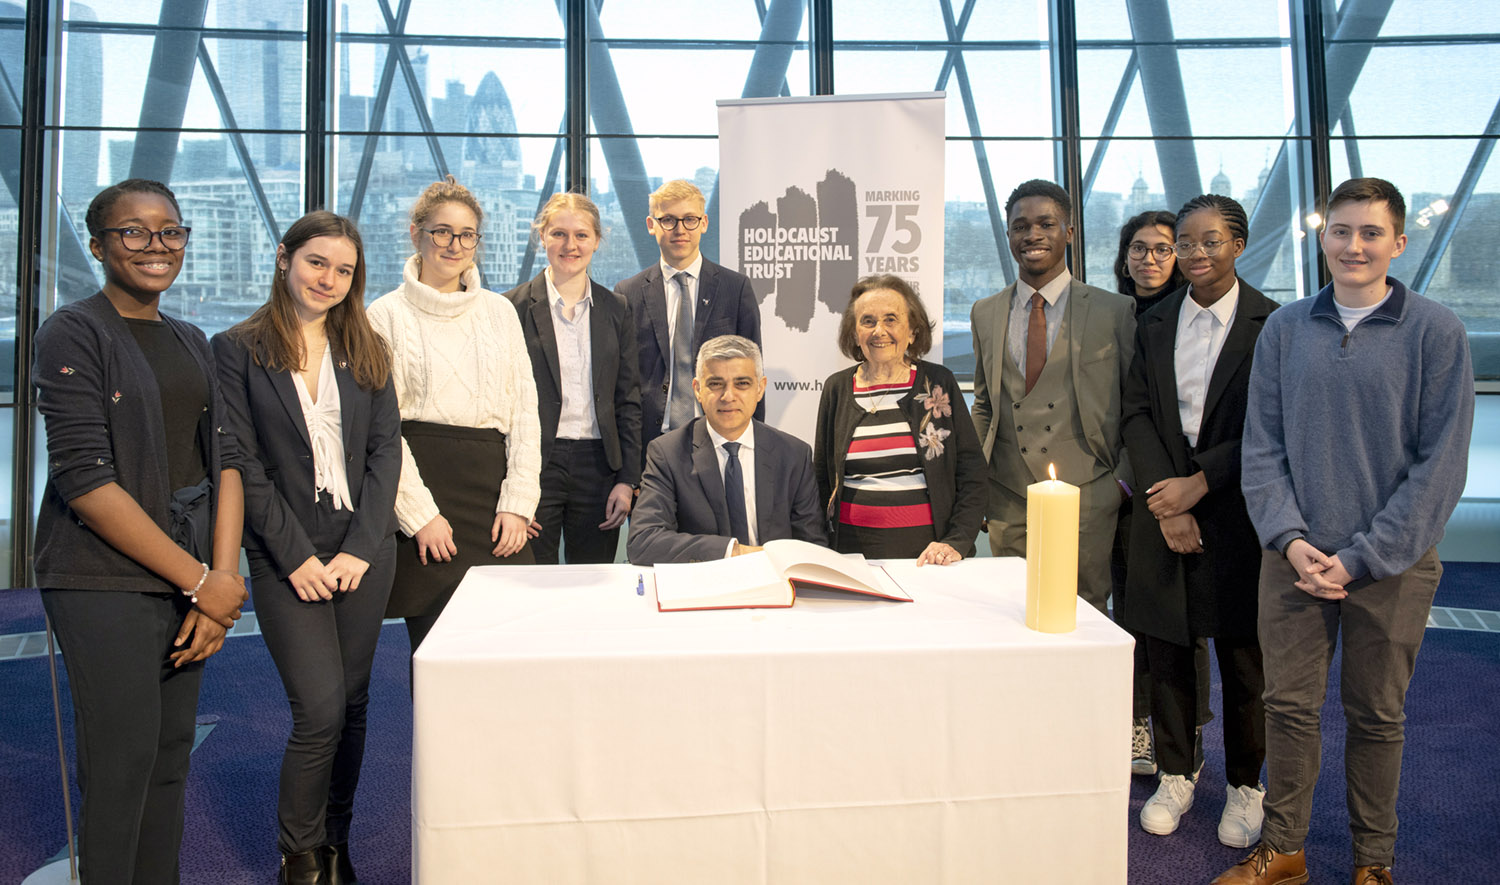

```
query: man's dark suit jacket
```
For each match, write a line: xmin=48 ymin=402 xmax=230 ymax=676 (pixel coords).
xmin=614 ymin=257 xmax=763 ymax=461
xmin=211 ymin=331 xmax=402 ymax=579
xmin=506 ymin=273 xmax=643 ymax=487
xmin=626 ymin=418 xmax=825 ymax=565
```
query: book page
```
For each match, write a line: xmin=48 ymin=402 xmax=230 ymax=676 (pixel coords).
xmin=763 ymin=539 xmax=911 ymax=601
xmin=653 ymin=551 xmax=792 ymax=610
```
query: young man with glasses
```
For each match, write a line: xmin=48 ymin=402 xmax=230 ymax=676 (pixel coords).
xmin=616 ymin=179 xmax=762 ymax=466
xmin=1214 ymin=178 xmax=1474 ymax=885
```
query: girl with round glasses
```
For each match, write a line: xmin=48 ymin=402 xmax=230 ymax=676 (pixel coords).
xmin=367 ymin=176 xmax=541 ymax=661
xmin=1112 ymin=209 xmax=1208 ymax=783
xmin=506 ymin=192 xmax=642 ymax=565
xmin=33 ymin=179 xmax=247 ymax=881
xmin=1115 ymin=209 xmax=1186 ymax=313
xmin=1121 ymin=193 xmax=1277 ymax=848
xmin=213 ymin=210 xmax=399 ymax=884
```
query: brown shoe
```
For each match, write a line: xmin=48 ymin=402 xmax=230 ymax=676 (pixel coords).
xmin=1211 ymin=843 xmax=1309 ymax=884
xmin=1352 ymin=864 xmax=1394 ymax=884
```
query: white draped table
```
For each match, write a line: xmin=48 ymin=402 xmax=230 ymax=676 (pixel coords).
xmin=411 ymin=557 xmax=1132 ymax=883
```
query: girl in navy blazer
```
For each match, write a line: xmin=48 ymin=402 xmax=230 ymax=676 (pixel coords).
xmin=213 ymin=211 xmax=400 ymax=884
xmin=34 ymin=179 xmax=247 ymax=883
xmin=506 ymin=192 xmax=643 ymax=564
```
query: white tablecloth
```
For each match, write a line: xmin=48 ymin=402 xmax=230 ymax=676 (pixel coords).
xmin=412 ymin=558 xmax=1132 ymax=883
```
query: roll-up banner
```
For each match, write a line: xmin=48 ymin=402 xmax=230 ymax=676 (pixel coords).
xmin=717 ymin=92 xmax=946 ymax=441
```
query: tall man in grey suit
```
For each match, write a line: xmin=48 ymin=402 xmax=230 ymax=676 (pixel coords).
xmin=628 ymin=335 xmax=824 ymax=565
xmin=615 ymin=179 xmax=762 ymax=468
xmin=970 ymin=179 xmax=1136 ymax=611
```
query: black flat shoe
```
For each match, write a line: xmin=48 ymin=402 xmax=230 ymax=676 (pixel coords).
xmin=278 ymin=849 xmax=325 ymax=885
xmin=319 ymin=842 xmax=357 ymax=885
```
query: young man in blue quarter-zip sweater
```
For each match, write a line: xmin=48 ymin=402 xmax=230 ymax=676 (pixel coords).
xmin=1215 ymin=179 xmax=1474 ymax=885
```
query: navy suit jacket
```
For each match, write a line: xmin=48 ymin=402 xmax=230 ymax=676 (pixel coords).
xmin=614 ymin=257 xmax=763 ymax=461
xmin=506 ymin=273 xmax=643 ymax=486
xmin=626 ymin=418 xmax=826 ymax=565
xmin=211 ymin=332 xmax=402 ymax=579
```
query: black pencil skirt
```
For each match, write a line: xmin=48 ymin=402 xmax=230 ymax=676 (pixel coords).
xmin=386 ymin=420 xmax=534 ymax=619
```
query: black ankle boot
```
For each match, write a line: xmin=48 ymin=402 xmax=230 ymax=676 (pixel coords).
xmin=319 ymin=842 xmax=357 ymax=885
xmin=278 ymin=849 xmax=325 ymax=885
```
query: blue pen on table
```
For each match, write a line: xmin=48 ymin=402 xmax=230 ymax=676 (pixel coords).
xmin=636 ymin=573 xmax=646 ymax=596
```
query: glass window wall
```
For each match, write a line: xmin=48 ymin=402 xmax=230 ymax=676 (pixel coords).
xmin=4 ymin=0 xmax=1498 ymax=581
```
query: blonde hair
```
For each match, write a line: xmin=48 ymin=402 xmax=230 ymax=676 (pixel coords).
xmin=410 ymin=175 xmax=484 ymax=230
xmin=649 ymin=179 xmax=705 ymax=216
xmin=532 ymin=191 xmax=603 ymax=243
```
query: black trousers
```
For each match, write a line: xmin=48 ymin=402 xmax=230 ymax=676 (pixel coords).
xmin=250 ymin=513 xmax=396 ymax=855
xmin=531 ymin=438 xmax=621 ymax=565
xmin=1110 ymin=502 xmax=1212 ymax=724
xmin=1147 ymin=632 xmax=1267 ymax=787
xmin=41 ymin=588 xmax=203 ymax=884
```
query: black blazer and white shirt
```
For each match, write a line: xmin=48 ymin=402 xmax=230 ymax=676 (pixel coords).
xmin=614 ymin=256 xmax=762 ymax=458
xmin=626 ymin=417 xmax=826 ymax=565
xmin=507 ymin=272 xmax=643 ymax=487
xmin=211 ymin=332 xmax=402 ymax=579
xmin=1119 ymin=280 xmax=1278 ymax=644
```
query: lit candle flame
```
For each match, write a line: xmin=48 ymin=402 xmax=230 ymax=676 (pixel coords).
xmin=1048 ymin=463 xmax=1057 ymax=481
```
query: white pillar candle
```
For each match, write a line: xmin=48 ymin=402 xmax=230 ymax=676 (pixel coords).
xmin=1025 ymin=464 xmax=1080 ymax=633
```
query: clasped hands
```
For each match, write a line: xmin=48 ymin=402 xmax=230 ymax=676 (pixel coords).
xmin=1285 ymin=538 xmax=1354 ymax=600
xmin=171 ymin=567 xmax=247 ymax=668
xmin=288 ymin=552 xmax=373 ymax=601
xmin=1149 ymin=472 xmax=1209 ymax=555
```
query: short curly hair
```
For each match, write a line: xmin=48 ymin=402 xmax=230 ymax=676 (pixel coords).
xmin=836 ymin=274 xmax=934 ymax=363
xmin=85 ymin=179 xmax=182 ymax=239
xmin=1005 ymin=179 xmax=1072 ymax=224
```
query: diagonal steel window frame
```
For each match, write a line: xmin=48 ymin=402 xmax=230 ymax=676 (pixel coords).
xmin=936 ymin=0 xmax=1018 ymax=286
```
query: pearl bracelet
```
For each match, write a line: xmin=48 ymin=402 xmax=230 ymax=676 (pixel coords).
xmin=185 ymin=562 xmax=209 ymax=604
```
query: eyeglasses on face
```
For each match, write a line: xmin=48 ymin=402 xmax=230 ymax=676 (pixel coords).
xmin=653 ymin=215 xmax=703 ymax=231
xmin=1174 ymin=239 xmax=1232 ymax=258
xmin=1128 ymin=243 xmax=1175 ymax=261
xmin=98 ymin=226 xmax=192 ymax=252
xmin=421 ymin=227 xmax=482 ymax=249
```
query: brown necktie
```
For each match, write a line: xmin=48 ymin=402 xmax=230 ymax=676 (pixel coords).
xmin=1025 ymin=292 xmax=1047 ymax=394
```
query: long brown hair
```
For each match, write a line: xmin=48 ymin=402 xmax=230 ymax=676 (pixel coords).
xmin=228 ymin=210 xmax=391 ymax=389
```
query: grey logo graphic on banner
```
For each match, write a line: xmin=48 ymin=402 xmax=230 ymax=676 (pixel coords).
xmin=738 ymin=169 xmax=859 ymax=332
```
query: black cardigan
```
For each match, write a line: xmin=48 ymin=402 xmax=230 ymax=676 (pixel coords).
xmin=33 ymin=292 xmax=237 ymax=592
xmin=813 ymin=360 xmax=988 ymax=557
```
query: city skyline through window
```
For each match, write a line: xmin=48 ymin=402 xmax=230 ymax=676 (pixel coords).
xmin=1 ymin=0 xmax=1497 ymax=582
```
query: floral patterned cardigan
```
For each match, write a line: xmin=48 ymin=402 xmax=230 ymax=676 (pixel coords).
xmin=812 ymin=359 xmax=989 ymax=557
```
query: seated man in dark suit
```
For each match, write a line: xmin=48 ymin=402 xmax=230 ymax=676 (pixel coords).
xmin=628 ymin=335 xmax=825 ymax=564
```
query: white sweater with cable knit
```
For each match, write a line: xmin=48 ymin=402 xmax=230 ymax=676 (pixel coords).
xmin=368 ymin=256 xmax=542 ymax=535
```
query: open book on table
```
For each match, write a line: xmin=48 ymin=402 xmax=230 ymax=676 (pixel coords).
xmin=653 ymin=538 xmax=912 ymax=612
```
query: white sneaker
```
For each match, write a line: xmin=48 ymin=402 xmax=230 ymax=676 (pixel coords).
xmin=1140 ymin=773 xmax=1195 ymax=835
xmin=1131 ymin=719 xmax=1157 ymax=776
xmin=1218 ymin=782 xmax=1266 ymax=848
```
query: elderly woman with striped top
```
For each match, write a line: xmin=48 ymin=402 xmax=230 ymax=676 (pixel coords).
xmin=813 ymin=274 xmax=987 ymax=564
